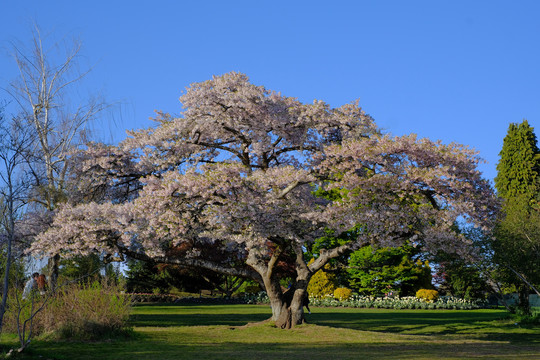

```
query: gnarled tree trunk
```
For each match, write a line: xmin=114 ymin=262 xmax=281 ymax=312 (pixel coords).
xmin=265 ymin=267 xmax=311 ymax=329
xmin=274 ymin=286 xmax=308 ymax=329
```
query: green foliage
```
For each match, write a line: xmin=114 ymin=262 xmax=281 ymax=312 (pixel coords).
xmin=305 ymin=228 xmax=358 ymax=276
xmin=130 ymin=293 xmax=182 ymax=303
xmin=304 ymin=232 xmax=353 ymax=288
xmin=494 ymin=196 xmax=540 ymax=283
xmin=307 ymin=262 xmax=338 ymax=299
xmin=333 ymin=287 xmax=353 ymax=301
xmin=512 ymin=307 xmax=540 ymax=325
xmin=416 ymin=289 xmax=439 ymax=302
xmin=59 ymin=253 xmax=123 ymax=285
xmin=306 ymin=230 xmax=352 ymax=261
xmin=1 ymin=290 xmax=42 ymax=336
xmin=347 ymin=244 xmax=431 ymax=296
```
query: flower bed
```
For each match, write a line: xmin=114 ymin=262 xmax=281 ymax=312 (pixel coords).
xmin=244 ymin=292 xmax=487 ymax=310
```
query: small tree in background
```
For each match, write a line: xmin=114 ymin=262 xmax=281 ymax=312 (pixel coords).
xmin=433 ymin=254 xmax=489 ymax=300
xmin=125 ymin=259 xmax=171 ymax=294
xmin=347 ymin=244 xmax=431 ymax=296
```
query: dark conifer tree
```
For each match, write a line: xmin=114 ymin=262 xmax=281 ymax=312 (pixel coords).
xmin=494 ymin=120 xmax=540 ymax=313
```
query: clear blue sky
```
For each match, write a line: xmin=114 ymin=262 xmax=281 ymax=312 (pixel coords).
xmin=1 ymin=1 xmax=539 ymax=183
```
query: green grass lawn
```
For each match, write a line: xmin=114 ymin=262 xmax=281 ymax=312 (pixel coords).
xmin=1 ymin=304 xmax=539 ymax=359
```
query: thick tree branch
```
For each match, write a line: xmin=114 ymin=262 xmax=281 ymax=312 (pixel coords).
xmin=118 ymin=245 xmax=261 ymax=282
xmin=308 ymin=242 xmax=362 ymax=273
xmin=276 ymin=180 xmax=309 ymax=199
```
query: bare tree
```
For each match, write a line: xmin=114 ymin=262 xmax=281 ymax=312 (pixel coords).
xmin=5 ymin=25 xmax=107 ymax=290
xmin=0 ymin=109 xmax=34 ymax=334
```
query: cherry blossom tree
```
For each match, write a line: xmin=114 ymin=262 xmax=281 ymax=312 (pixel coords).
xmin=30 ymin=72 xmax=497 ymax=328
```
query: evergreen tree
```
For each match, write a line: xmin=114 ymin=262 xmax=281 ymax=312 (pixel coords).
xmin=494 ymin=120 xmax=540 ymax=313
xmin=495 ymin=120 xmax=540 ymax=201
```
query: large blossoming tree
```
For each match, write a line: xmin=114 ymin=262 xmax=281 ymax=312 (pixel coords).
xmin=30 ymin=72 xmax=497 ymax=328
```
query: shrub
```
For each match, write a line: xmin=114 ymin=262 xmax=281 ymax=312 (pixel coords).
xmin=416 ymin=289 xmax=439 ymax=302
xmin=48 ymin=281 xmax=132 ymax=339
xmin=307 ymin=262 xmax=338 ymax=299
xmin=334 ymin=287 xmax=353 ymax=301
xmin=2 ymin=280 xmax=132 ymax=340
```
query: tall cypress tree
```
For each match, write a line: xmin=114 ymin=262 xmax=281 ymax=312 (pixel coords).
xmin=494 ymin=120 xmax=540 ymax=313
xmin=495 ymin=120 xmax=540 ymax=202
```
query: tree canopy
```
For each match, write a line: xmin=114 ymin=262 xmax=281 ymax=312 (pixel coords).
xmin=29 ymin=72 xmax=498 ymax=327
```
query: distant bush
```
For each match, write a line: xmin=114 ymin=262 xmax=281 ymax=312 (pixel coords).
xmin=416 ymin=289 xmax=439 ymax=302
xmin=129 ymin=293 xmax=181 ymax=303
xmin=334 ymin=288 xmax=353 ymax=301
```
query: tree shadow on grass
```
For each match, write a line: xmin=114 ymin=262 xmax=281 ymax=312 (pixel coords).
xmin=129 ymin=304 xmax=271 ymax=327
xmin=307 ymin=309 xmax=540 ymax=344
xmin=130 ymin=312 xmax=270 ymax=327
xmin=136 ymin=342 xmax=539 ymax=360
xmin=22 ymin=338 xmax=540 ymax=360
xmin=129 ymin=305 xmax=540 ymax=344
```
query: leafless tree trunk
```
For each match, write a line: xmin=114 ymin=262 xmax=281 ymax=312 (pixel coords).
xmin=6 ymin=25 xmax=107 ymax=290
